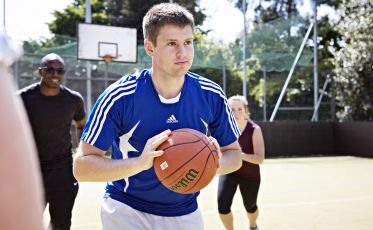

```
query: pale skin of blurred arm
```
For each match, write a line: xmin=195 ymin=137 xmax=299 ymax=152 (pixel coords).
xmin=241 ymin=127 xmax=265 ymax=165
xmin=0 ymin=67 xmax=44 ymax=230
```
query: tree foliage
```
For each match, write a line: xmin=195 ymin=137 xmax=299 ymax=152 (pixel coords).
xmin=20 ymin=0 xmax=373 ymax=121
xmin=228 ymin=0 xmax=345 ymax=120
xmin=47 ymin=0 xmax=206 ymax=44
xmin=332 ymin=0 xmax=373 ymax=120
xmin=192 ymin=32 xmax=244 ymax=99
xmin=48 ymin=0 xmax=108 ymax=38
xmin=229 ymin=0 xmax=314 ymax=119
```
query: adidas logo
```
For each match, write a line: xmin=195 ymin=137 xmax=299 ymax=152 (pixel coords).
xmin=166 ymin=114 xmax=178 ymax=123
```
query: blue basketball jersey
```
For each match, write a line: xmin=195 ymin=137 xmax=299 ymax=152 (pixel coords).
xmin=82 ymin=69 xmax=240 ymax=216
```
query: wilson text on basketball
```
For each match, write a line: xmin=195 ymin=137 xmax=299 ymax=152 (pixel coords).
xmin=170 ymin=168 xmax=200 ymax=191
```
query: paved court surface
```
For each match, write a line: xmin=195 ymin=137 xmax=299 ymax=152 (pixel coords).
xmin=44 ymin=156 xmax=373 ymax=229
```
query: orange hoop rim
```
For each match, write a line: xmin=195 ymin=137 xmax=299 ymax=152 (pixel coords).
xmin=102 ymin=54 xmax=116 ymax=63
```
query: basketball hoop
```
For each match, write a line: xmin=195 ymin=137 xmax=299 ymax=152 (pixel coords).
xmin=103 ymin=54 xmax=115 ymax=63
xmin=77 ymin=23 xmax=137 ymax=63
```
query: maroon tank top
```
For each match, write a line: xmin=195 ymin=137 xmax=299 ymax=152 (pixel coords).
xmin=233 ymin=120 xmax=261 ymax=180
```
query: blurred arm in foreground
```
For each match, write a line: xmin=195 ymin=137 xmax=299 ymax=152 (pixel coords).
xmin=0 ymin=33 xmax=44 ymax=230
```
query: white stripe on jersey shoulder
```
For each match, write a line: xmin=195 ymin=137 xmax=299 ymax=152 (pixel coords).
xmin=83 ymin=74 xmax=139 ymax=144
xmin=187 ymin=72 xmax=225 ymax=98
xmin=186 ymin=72 xmax=240 ymax=139
xmin=199 ymin=85 xmax=240 ymax=138
xmin=187 ymin=72 xmax=224 ymax=94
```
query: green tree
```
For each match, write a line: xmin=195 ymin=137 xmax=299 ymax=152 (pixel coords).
xmin=47 ymin=0 xmax=206 ymax=44
xmin=332 ymin=0 xmax=373 ymax=120
xmin=229 ymin=0 xmax=297 ymax=23
xmin=107 ymin=0 xmax=206 ymax=43
xmin=229 ymin=0 xmax=343 ymax=120
xmin=192 ymin=32 xmax=243 ymax=99
xmin=48 ymin=0 xmax=108 ymax=38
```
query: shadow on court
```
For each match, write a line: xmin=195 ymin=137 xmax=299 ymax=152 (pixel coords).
xmin=61 ymin=156 xmax=373 ymax=230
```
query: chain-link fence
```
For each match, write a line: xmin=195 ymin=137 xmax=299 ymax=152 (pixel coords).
xmin=11 ymin=12 xmax=332 ymax=121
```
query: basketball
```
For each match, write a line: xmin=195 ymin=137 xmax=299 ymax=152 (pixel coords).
xmin=154 ymin=128 xmax=219 ymax=194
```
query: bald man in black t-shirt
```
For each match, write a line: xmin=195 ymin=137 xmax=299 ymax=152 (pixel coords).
xmin=18 ymin=53 xmax=86 ymax=230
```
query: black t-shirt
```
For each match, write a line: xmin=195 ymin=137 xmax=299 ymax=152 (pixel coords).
xmin=19 ymin=83 xmax=85 ymax=169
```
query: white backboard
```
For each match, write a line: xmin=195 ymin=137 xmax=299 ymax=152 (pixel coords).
xmin=78 ymin=23 xmax=137 ymax=63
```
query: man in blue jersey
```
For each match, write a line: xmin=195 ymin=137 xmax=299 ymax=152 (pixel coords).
xmin=73 ymin=3 xmax=242 ymax=230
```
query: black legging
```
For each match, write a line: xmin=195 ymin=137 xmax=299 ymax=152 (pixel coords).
xmin=217 ymin=173 xmax=260 ymax=214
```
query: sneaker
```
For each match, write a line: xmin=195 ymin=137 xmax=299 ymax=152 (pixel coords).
xmin=250 ymin=226 xmax=259 ymax=230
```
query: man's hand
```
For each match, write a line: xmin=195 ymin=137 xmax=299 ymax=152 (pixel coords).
xmin=138 ymin=129 xmax=171 ymax=170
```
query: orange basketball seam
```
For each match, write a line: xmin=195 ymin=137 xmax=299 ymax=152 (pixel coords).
xmin=173 ymin=129 xmax=210 ymax=144
xmin=159 ymin=141 xmax=210 ymax=182
xmin=183 ymin=152 xmax=218 ymax=193
xmin=154 ymin=128 xmax=218 ymax=194
xmin=160 ymin=139 xmax=201 ymax=151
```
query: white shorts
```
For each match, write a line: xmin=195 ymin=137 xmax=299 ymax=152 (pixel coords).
xmin=101 ymin=197 xmax=204 ymax=230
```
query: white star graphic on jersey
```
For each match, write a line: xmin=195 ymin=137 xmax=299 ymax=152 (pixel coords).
xmin=119 ymin=121 xmax=140 ymax=159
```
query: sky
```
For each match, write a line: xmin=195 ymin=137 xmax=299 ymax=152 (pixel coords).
xmin=1 ymin=0 xmax=330 ymax=45
xmin=0 ymin=0 xmax=245 ymax=45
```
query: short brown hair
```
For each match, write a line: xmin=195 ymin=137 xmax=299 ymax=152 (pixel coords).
xmin=142 ymin=3 xmax=195 ymax=45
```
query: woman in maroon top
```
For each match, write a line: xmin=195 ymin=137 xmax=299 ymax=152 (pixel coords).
xmin=218 ymin=95 xmax=265 ymax=230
